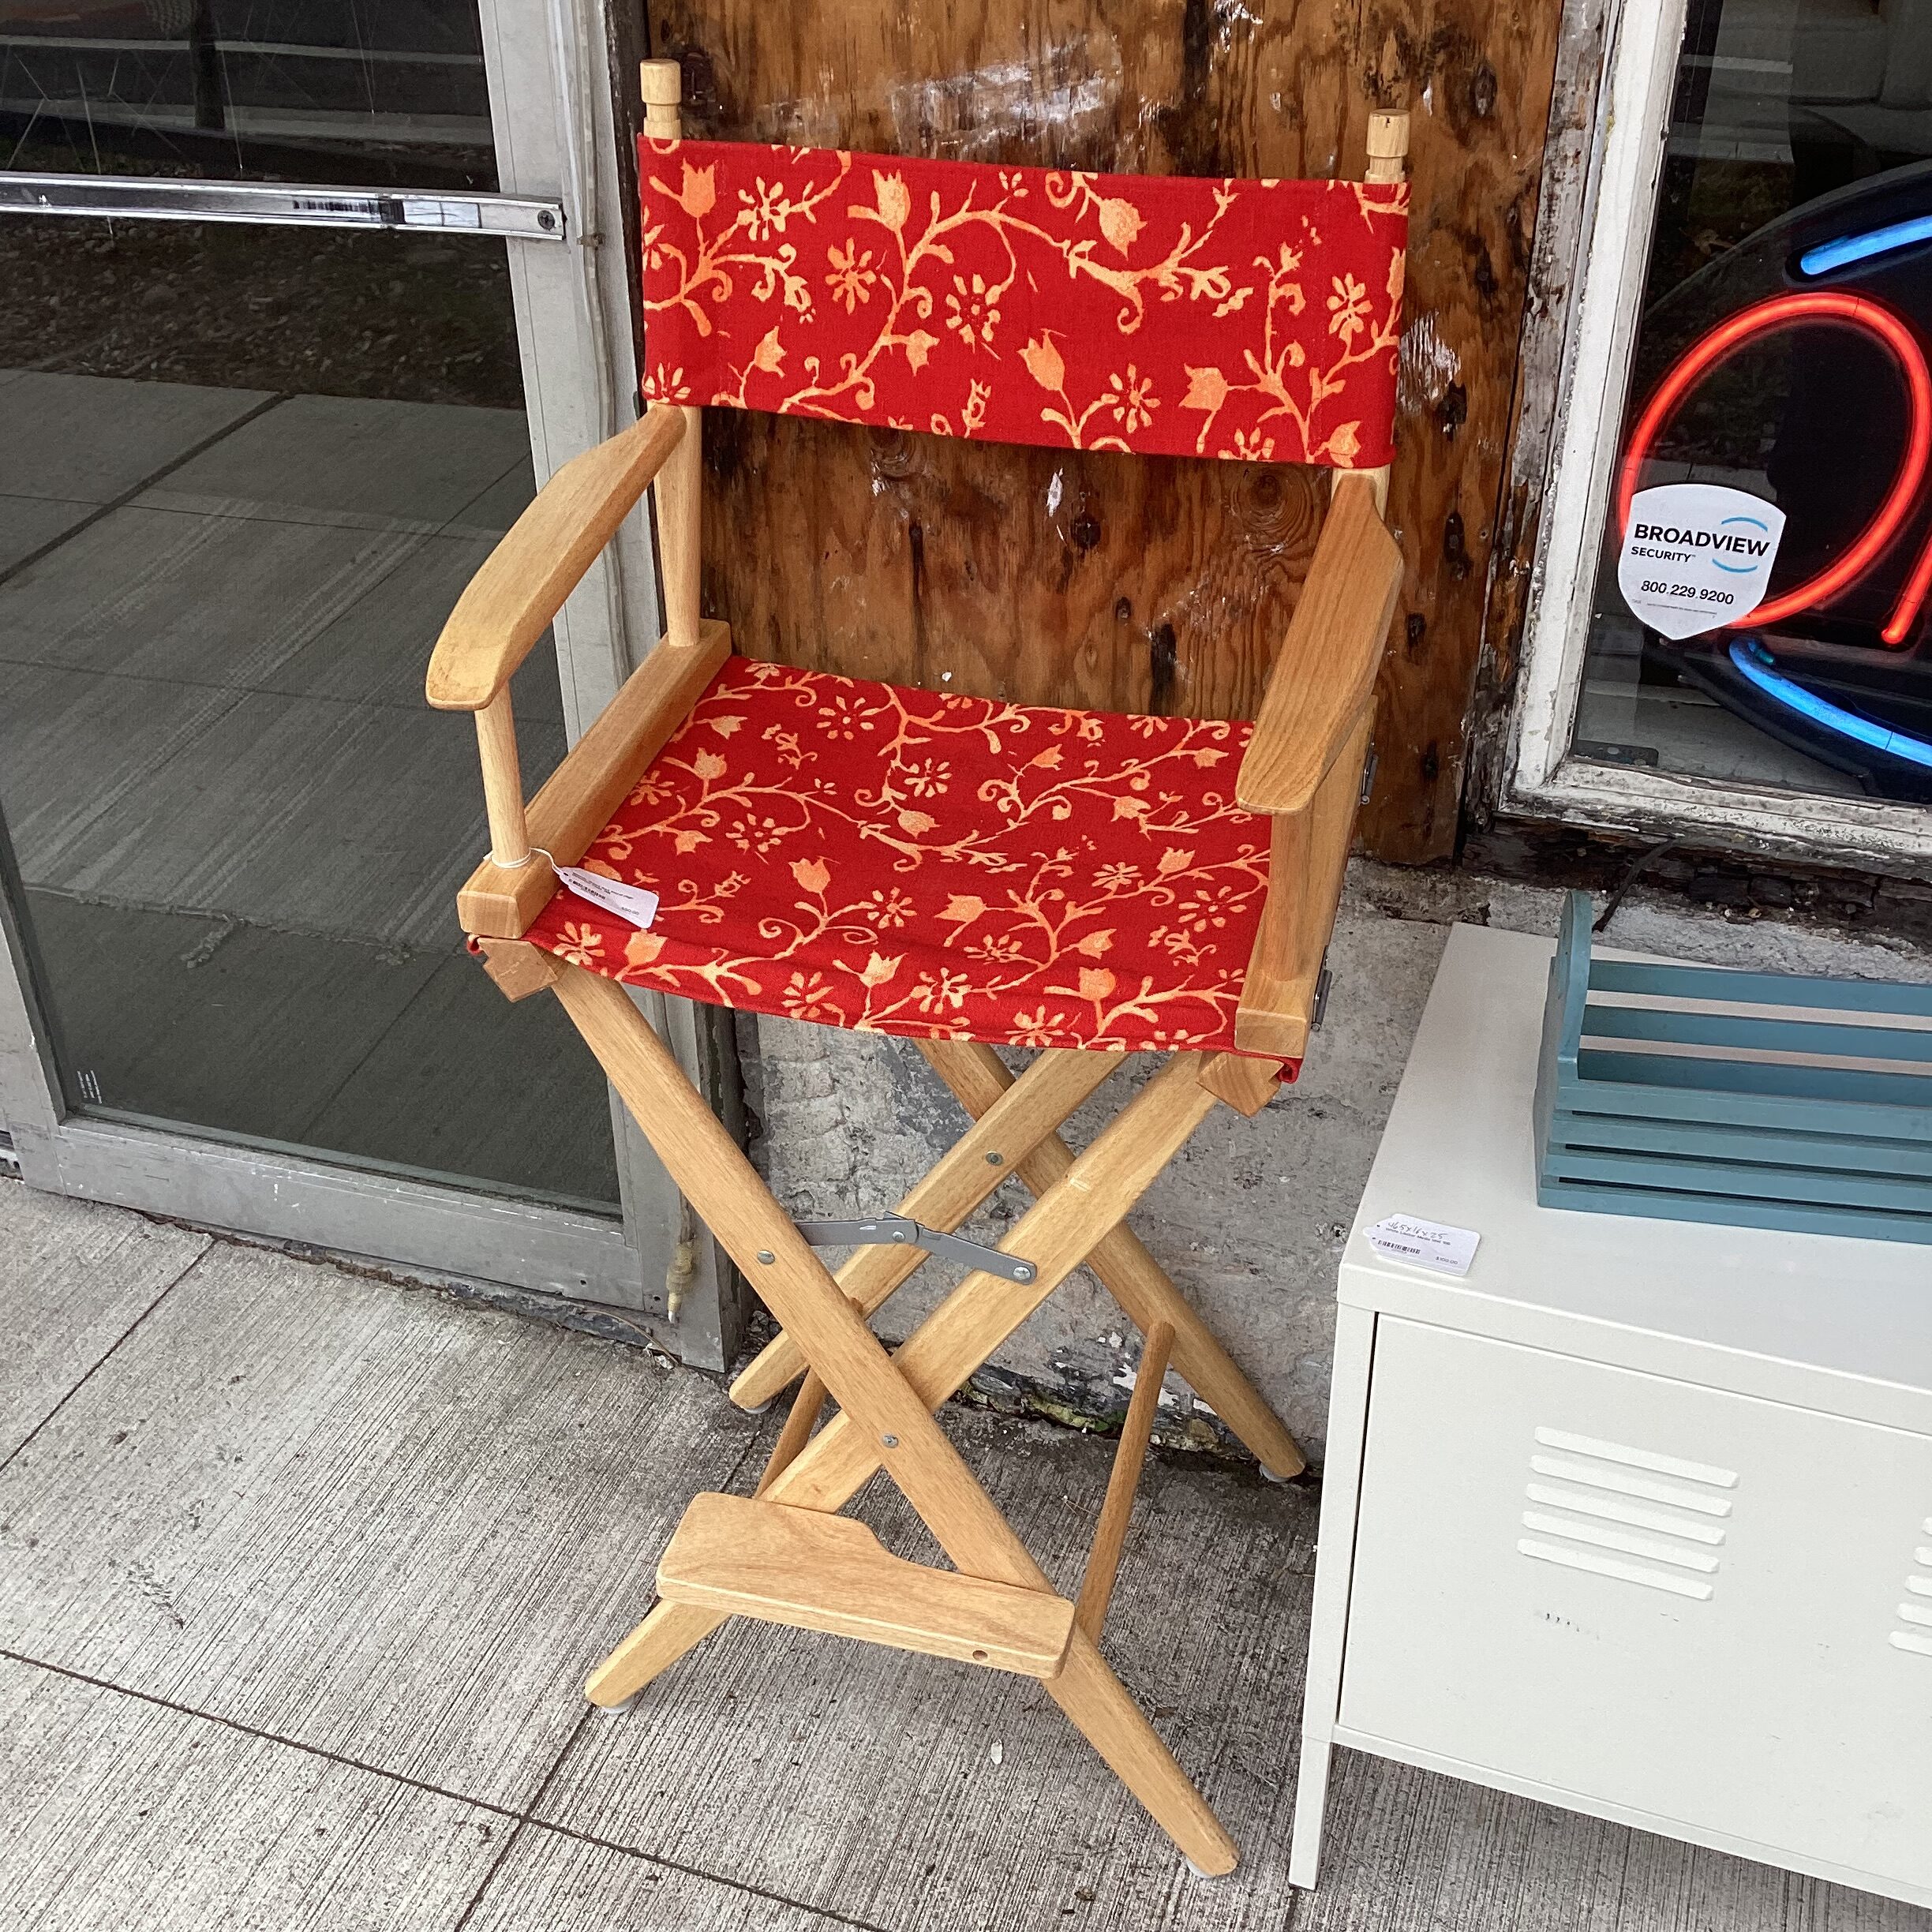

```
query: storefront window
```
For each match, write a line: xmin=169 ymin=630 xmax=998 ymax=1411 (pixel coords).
xmin=1571 ymin=0 xmax=1932 ymax=807
xmin=0 ymin=6 xmax=624 ymax=1208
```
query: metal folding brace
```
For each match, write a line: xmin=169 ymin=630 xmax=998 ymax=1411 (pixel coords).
xmin=795 ymin=1214 xmax=1038 ymax=1285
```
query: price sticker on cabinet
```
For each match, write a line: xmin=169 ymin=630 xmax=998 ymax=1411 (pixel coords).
xmin=1617 ymin=481 xmax=1785 ymax=641
xmin=1366 ymin=1215 xmax=1481 ymax=1276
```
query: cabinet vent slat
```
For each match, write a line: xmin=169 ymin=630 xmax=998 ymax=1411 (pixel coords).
xmin=1529 ymin=1454 xmax=1732 ymax=1517
xmin=1518 ymin=1538 xmax=1714 ymax=1601
xmin=1519 ymin=1425 xmax=1737 ymax=1602
xmin=1523 ymin=1481 xmax=1727 ymax=1545
xmin=1532 ymin=1426 xmax=1736 ymax=1488
xmin=1521 ymin=1511 xmax=1720 ymax=1574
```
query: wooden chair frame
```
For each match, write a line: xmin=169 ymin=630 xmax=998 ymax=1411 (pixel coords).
xmin=425 ymin=65 xmax=1408 ymax=1877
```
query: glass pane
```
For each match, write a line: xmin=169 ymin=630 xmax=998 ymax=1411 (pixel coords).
xmin=0 ymin=29 xmax=621 ymax=1210
xmin=0 ymin=2 xmax=496 ymax=189
xmin=1571 ymin=0 xmax=1932 ymax=806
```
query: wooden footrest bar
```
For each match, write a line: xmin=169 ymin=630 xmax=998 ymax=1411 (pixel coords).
xmin=657 ymin=1492 xmax=1076 ymax=1677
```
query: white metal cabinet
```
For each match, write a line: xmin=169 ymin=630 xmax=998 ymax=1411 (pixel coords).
xmin=1345 ymin=1321 xmax=1932 ymax=1885
xmin=1293 ymin=925 xmax=1932 ymax=1909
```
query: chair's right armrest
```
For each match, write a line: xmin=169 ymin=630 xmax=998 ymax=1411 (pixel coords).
xmin=1230 ymin=470 xmax=1402 ymax=1061
xmin=427 ymin=407 xmax=687 ymax=713
xmin=458 ymin=618 xmax=732 ymax=938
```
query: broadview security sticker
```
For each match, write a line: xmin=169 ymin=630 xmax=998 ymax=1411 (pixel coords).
xmin=1617 ymin=482 xmax=1786 ymax=641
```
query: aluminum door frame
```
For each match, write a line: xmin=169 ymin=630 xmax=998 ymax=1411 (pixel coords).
xmin=0 ymin=0 xmax=741 ymax=1368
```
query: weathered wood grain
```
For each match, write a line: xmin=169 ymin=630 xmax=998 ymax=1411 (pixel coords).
xmin=640 ymin=0 xmax=1563 ymax=858
xmin=1464 ymin=0 xmax=1615 ymax=821
xmin=1347 ymin=0 xmax=1566 ymax=858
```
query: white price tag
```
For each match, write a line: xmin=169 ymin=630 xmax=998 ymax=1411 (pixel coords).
xmin=1366 ymin=1215 xmax=1480 ymax=1277
xmin=555 ymin=863 xmax=660 ymax=930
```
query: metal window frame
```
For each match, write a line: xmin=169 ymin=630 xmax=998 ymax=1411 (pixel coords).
xmin=0 ymin=0 xmax=742 ymax=1368
xmin=1500 ymin=0 xmax=1932 ymax=873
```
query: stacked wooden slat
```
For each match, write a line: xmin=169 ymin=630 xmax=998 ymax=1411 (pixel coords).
xmin=1533 ymin=892 xmax=1932 ymax=1244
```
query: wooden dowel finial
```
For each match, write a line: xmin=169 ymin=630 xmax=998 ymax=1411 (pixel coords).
xmin=641 ymin=57 xmax=683 ymax=139
xmin=1366 ymin=109 xmax=1410 ymax=182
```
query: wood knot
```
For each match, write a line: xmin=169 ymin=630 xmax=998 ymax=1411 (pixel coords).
xmin=868 ymin=426 xmax=917 ymax=481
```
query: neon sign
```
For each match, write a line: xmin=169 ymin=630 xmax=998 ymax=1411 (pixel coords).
xmin=1618 ymin=286 xmax=1932 ymax=778
xmin=1617 ymin=290 xmax=1932 ymax=644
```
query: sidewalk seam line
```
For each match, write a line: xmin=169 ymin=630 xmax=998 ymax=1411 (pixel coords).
xmin=0 ymin=390 xmax=291 ymax=593
xmin=0 ymin=1237 xmax=209 ymax=1476
xmin=512 ymin=1820 xmax=897 ymax=1932
xmin=0 ymin=1647 xmax=524 ymax=1822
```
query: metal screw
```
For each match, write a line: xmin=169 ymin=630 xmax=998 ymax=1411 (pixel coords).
xmin=755 ymin=1249 xmax=775 ymax=1265
xmin=537 ymin=208 xmax=557 ymax=230
xmin=984 ymin=1151 xmax=1004 ymax=1166
xmin=881 ymin=1433 xmax=899 ymax=1448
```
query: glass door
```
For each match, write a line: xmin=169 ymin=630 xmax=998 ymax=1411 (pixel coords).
xmin=0 ymin=1 xmax=717 ymax=1337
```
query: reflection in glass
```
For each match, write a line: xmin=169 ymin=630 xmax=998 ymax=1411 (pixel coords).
xmin=0 ymin=2 xmax=495 ymax=187
xmin=1573 ymin=0 xmax=1932 ymax=805
xmin=0 ymin=7 xmax=621 ymax=1207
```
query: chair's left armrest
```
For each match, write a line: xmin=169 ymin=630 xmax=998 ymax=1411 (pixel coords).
xmin=458 ymin=618 xmax=732 ymax=939
xmin=1235 ymin=472 xmax=1402 ymax=816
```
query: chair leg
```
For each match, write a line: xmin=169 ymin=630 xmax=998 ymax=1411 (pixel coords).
xmin=730 ymin=1043 xmax=1119 ymax=1412
xmin=758 ymin=1054 xmax=1224 ymax=1515
xmin=585 ymin=1599 xmax=725 ymax=1706
xmin=1074 ymin=1320 xmax=1174 ymax=1643
xmin=919 ymin=1043 xmax=1306 ymax=1481
xmin=755 ymin=1366 xmax=827 ymax=1495
xmin=553 ymin=964 xmax=1047 ymax=1588
xmin=1050 ymin=1630 xmax=1239 ymax=1876
xmin=553 ymin=967 xmax=1238 ymax=1863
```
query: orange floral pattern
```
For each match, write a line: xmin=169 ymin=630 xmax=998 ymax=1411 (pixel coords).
xmin=524 ymin=658 xmax=1290 ymax=1063
xmin=638 ymin=138 xmax=1406 ymax=470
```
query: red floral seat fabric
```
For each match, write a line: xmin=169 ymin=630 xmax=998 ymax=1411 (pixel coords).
xmin=524 ymin=657 xmax=1280 ymax=1061
xmin=638 ymin=138 xmax=1406 ymax=471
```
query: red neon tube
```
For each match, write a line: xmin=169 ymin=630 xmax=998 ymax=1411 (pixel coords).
xmin=1616 ymin=290 xmax=1932 ymax=645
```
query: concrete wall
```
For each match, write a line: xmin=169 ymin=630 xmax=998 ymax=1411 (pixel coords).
xmin=738 ymin=862 xmax=1932 ymax=1467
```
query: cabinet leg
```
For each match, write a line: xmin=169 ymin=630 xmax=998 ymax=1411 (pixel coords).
xmin=1288 ymin=1730 xmax=1331 ymax=1888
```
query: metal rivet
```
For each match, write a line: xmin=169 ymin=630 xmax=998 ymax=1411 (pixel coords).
xmin=755 ymin=1250 xmax=775 ymax=1265
xmin=881 ymin=1433 xmax=899 ymax=1448
xmin=984 ymin=1151 xmax=1004 ymax=1166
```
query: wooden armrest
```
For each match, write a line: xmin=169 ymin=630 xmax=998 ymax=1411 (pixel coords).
xmin=458 ymin=618 xmax=732 ymax=938
xmin=426 ymin=407 xmax=687 ymax=713
xmin=1236 ymin=472 xmax=1402 ymax=814
xmin=1234 ymin=703 xmax=1374 ymax=1061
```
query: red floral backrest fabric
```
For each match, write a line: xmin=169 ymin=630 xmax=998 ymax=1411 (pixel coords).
xmin=638 ymin=139 xmax=1407 ymax=470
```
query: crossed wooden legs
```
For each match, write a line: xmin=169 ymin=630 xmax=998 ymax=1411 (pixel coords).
xmin=550 ymin=962 xmax=1303 ymax=1875
xmin=734 ymin=1035 xmax=1306 ymax=1483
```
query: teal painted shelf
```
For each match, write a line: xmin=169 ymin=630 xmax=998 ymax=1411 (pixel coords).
xmin=1533 ymin=892 xmax=1932 ymax=1245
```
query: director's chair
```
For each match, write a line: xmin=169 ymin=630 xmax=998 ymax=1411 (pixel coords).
xmin=427 ymin=62 xmax=1409 ymax=1875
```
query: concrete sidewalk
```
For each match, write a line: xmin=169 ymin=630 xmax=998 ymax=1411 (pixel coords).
xmin=0 ymin=1178 xmax=1923 ymax=1931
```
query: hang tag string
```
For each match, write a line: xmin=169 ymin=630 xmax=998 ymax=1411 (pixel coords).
xmin=492 ymin=848 xmax=660 ymax=930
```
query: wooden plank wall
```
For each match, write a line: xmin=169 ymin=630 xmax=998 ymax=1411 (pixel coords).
xmin=639 ymin=0 xmax=1564 ymax=863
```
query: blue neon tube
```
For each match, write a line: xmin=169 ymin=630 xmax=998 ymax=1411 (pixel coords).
xmin=1799 ymin=215 xmax=1932 ymax=277
xmin=1727 ymin=640 xmax=1932 ymax=769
